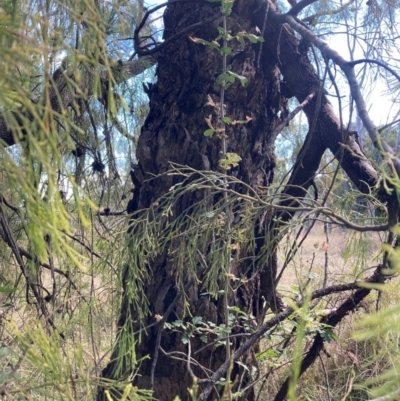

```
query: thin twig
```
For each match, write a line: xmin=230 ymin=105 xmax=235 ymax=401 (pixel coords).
xmin=345 ymin=58 xmax=400 ymax=83
xmin=150 ymin=284 xmax=186 ymax=389
xmin=272 ymin=268 xmax=384 ymax=401
xmin=287 ymin=0 xmax=318 ymax=16
xmin=134 ymin=1 xmax=222 ymax=56
xmin=318 ymin=352 xmax=332 ymax=401
xmin=323 ymin=219 xmax=330 ymax=288
xmin=199 ymin=271 xmax=379 ymax=400
xmin=302 ymin=0 xmax=355 ymax=24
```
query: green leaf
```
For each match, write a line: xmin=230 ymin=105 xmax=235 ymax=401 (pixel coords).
xmin=219 ymin=152 xmax=242 ymax=169
xmin=0 ymin=372 xmax=11 ymax=384
xmin=228 ymin=305 xmax=248 ymax=316
xmin=182 ymin=332 xmax=191 ymax=344
xmin=238 ymin=35 xmax=245 ymax=47
xmin=190 ymin=36 xmax=220 ymax=49
xmin=220 ymin=46 xmax=232 ymax=55
xmin=0 ymin=286 xmax=16 ymax=293
xmin=246 ymin=33 xmax=263 ymax=43
xmin=227 ymin=71 xmax=248 ymax=86
xmin=223 ymin=0 xmax=234 ymax=15
xmin=200 ymin=335 xmax=208 ymax=343
xmin=0 ymin=347 xmax=12 ymax=357
xmin=217 ymin=71 xmax=235 ymax=88
xmin=192 ymin=316 xmax=203 ymax=325
xmin=204 ymin=128 xmax=216 ymax=137
xmin=320 ymin=327 xmax=339 ymax=343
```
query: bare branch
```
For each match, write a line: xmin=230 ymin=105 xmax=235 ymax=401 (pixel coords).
xmin=273 ymin=268 xmax=384 ymax=401
xmin=199 ymin=272 xmax=380 ymax=400
xmin=272 ymin=6 xmax=400 ymax=177
xmin=252 ymin=0 xmax=380 ymax=197
xmin=287 ymin=0 xmax=318 ymax=16
xmin=345 ymin=58 xmax=400 ymax=83
xmin=302 ymin=0 xmax=356 ymax=24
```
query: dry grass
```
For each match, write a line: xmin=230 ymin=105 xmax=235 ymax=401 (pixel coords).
xmin=278 ymin=223 xmax=383 ymax=293
xmin=256 ymin=223 xmax=400 ymax=401
xmin=0 ymin=222 xmax=398 ymax=401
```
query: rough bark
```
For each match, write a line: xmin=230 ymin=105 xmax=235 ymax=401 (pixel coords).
xmin=100 ymin=1 xmax=289 ymax=400
xmin=99 ymin=0 xmax=391 ymax=400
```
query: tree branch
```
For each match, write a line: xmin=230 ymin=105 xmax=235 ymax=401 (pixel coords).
xmin=287 ymin=0 xmax=318 ymax=16
xmin=252 ymin=1 xmax=380 ymax=197
xmin=0 ymin=57 xmax=155 ymax=147
xmin=273 ymin=268 xmax=384 ymax=401
xmin=302 ymin=0 xmax=356 ymax=24
xmin=345 ymin=58 xmax=400 ymax=83
xmin=272 ymin=6 xmax=400 ymax=177
xmin=199 ymin=272 xmax=379 ymax=400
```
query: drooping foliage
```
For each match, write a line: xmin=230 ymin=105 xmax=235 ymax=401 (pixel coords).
xmin=0 ymin=0 xmax=400 ymax=400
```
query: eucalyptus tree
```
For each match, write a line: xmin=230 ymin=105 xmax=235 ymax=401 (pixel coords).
xmin=1 ymin=0 xmax=400 ymax=401
xmin=97 ymin=0 xmax=400 ymax=400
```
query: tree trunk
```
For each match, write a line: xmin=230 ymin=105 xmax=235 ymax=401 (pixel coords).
xmin=99 ymin=1 xmax=287 ymax=400
xmin=99 ymin=0 xmax=391 ymax=400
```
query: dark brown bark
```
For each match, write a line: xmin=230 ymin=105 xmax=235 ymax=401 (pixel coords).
xmin=100 ymin=1 xmax=289 ymax=400
xmin=99 ymin=1 xmax=391 ymax=401
xmin=252 ymin=0 xmax=379 ymax=197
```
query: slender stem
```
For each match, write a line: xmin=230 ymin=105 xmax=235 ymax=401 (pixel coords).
xmin=219 ymin=3 xmax=232 ymax=400
xmin=323 ymin=219 xmax=329 ymax=289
